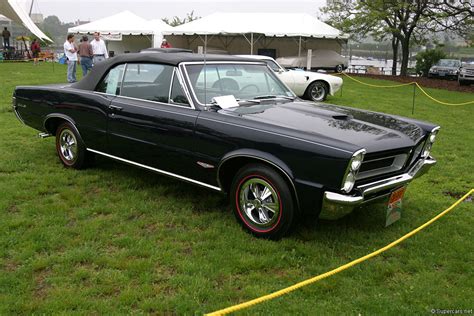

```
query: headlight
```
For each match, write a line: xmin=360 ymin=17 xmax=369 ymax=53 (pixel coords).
xmin=351 ymin=152 xmax=364 ymax=171
xmin=341 ymin=149 xmax=366 ymax=193
xmin=422 ymin=127 xmax=440 ymax=158
xmin=342 ymin=172 xmax=356 ymax=193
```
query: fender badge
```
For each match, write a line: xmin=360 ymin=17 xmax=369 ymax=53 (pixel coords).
xmin=197 ymin=161 xmax=215 ymax=169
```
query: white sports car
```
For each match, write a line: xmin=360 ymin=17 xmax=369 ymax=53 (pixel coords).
xmin=238 ymin=55 xmax=343 ymax=102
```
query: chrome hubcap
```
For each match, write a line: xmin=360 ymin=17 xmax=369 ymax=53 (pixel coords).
xmin=311 ymin=84 xmax=325 ymax=101
xmin=59 ymin=129 xmax=77 ymax=162
xmin=239 ymin=178 xmax=280 ymax=228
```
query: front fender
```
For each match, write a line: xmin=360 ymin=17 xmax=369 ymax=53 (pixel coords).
xmin=218 ymin=148 xmax=296 ymax=184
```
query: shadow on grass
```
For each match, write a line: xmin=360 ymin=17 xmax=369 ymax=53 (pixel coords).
xmin=88 ymin=155 xmax=391 ymax=242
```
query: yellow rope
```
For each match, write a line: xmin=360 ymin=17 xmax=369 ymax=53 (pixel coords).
xmin=341 ymin=72 xmax=413 ymax=88
xmin=413 ymin=82 xmax=474 ymax=106
xmin=206 ymin=189 xmax=474 ymax=316
xmin=339 ymin=72 xmax=474 ymax=106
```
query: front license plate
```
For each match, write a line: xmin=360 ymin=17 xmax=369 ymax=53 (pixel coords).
xmin=385 ymin=186 xmax=406 ymax=227
xmin=439 ymin=72 xmax=446 ymax=77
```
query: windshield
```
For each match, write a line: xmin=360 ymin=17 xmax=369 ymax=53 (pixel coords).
xmin=436 ymin=59 xmax=460 ymax=67
xmin=265 ymin=60 xmax=284 ymax=72
xmin=184 ymin=63 xmax=294 ymax=105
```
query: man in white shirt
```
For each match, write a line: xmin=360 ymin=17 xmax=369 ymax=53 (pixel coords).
xmin=91 ymin=32 xmax=109 ymax=65
xmin=64 ymin=34 xmax=78 ymax=83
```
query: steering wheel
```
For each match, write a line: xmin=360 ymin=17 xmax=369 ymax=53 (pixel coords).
xmin=240 ymin=84 xmax=260 ymax=93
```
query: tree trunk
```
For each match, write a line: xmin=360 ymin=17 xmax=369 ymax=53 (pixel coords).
xmin=391 ymin=37 xmax=399 ymax=76
xmin=400 ymin=38 xmax=410 ymax=77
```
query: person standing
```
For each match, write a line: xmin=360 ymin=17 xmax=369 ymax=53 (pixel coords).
xmin=64 ymin=34 xmax=78 ymax=83
xmin=2 ymin=27 xmax=11 ymax=49
xmin=30 ymin=39 xmax=41 ymax=65
xmin=90 ymin=32 xmax=108 ymax=65
xmin=160 ymin=39 xmax=172 ymax=48
xmin=78 ymin=35 xmax=93 ymax=76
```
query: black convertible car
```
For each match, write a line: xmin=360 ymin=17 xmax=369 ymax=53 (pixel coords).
xmin=13 ymin=53 xmax=439 ymax=239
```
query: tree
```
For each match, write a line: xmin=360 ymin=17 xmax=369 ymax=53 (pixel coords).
xmin=40 ymin=15 xmax=72 ymax=44
xmin=162 ymin=11 xmax=200 ymax=27
xmin=321 ymin=0 xmax=473 ymax=76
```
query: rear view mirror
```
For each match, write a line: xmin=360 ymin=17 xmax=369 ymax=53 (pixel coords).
xmin=226 ymin=70 xmax=243 ymax=77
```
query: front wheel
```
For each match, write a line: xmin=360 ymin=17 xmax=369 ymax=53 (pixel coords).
xmin=230 ymin=164 xmax=296 ymax=239
xmin=305 ymin=81 xmax=328 ymax=102
xmin=335 ymin=64 xmax=343 ymax=73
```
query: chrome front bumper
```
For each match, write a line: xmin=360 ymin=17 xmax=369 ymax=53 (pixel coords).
xmin=320 ymin=157 xmax=437 ymax=220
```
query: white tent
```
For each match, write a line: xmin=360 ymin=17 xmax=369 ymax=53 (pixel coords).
xmin=165 ymin=12 xmax=347 ymax=39
xmin=163 ymin=12 xmax=347 ymax=56
xmin=68 ymin=11 xmax=172 ymax=54
xmin=0 ymin=0 xmax=52 ymax=42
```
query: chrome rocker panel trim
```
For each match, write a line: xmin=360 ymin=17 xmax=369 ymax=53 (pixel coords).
xmin=320 ymin=157 xmax=436 ymax=220
xmin=86 ymin=148 xmax=222 ymax=192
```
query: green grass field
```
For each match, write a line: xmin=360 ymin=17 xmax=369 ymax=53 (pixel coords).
xmin=0 ymin=62 xmax=473 ymax=314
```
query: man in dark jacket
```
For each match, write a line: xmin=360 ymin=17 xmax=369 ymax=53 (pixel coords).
xmin=2 ymin=27 xmax=11 ymax=49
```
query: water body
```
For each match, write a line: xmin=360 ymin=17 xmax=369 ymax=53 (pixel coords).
xmin=348 ymin=56 xmax=416 ymax=75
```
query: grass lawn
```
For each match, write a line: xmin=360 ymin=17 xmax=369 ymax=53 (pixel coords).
xmin=0 ymin=62 xmax=473 ymax=314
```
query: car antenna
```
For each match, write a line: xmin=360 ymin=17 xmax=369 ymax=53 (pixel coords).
xmin=204 ymin=34 xmax=207 ymax=110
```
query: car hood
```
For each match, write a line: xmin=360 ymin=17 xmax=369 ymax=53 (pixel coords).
xmin=430 ymin=66 xmax=458 ymax=71
xmin=227 ymin=101 xmax=426 ymax=153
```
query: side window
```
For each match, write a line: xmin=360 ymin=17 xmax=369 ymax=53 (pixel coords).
xmin=95 ymin=64 xmax=125 ymax=95
xmin=170 ymin=73 xmax=190 ymax=106
xmin=121 ymin=63 xmax=173 ymax=103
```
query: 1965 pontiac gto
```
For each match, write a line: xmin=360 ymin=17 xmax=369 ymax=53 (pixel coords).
xmin=12 ymin=53 xmax=439 ymax=239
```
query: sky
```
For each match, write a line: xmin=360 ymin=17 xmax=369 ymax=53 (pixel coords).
xmin=23 ymin=0 xmax=327 ymax=23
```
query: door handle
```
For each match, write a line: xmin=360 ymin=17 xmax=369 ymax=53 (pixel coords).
xmin=109 ymin=105 xmax=123 ymax=111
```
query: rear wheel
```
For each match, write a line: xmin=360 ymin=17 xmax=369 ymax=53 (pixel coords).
xmin=230 ymin=164 xmax=295 ymax=239
xmin=335 ymin=64 xmax=343 ymax=73
xmin=55 ymin=122 xmax=92 ymax=169
xmin=305 ymin=81 xmax=328 ymax=102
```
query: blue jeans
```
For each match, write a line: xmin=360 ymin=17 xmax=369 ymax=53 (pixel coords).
xmin=93 ymin=55 xmax=106 ymax=65
xmin=3 ymin=38 xmax=9 ymax=49
xmin=80 ymin=56 xmax=93 ymax=76
xmin=67 ymin=60 xmax=77 ymax=83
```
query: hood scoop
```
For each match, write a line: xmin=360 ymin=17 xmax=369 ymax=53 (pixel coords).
xmin=332 ymin=114 xmax=352 ymax=121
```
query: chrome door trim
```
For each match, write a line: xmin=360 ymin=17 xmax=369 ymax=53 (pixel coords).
xmin=86 ymin=148 xmax=222 ymax=192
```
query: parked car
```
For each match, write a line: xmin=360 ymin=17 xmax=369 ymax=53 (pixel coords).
xmin=428 ymin=59 xmax=461 ymax=80
xmin=458 ymin=62 xmax=474 ymax=86
xmin=13 ymin=53 xmax=439 ymax=239
xmin=237 ymin=55 xmax=343 ymax=102
xmin=276 ymin=50 xmax=349 ymax=73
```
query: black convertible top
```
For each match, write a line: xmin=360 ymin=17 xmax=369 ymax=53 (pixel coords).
xmin=72 ymin=53 xmax=262 ymax=91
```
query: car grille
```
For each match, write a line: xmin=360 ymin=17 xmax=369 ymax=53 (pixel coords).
xmin=357 ymin=153 xmax=409 ymax=180
xmin=465 ymin=69 xmax=474 ymax=75
xmin=356 ymin=139 xmax=427 ymax=181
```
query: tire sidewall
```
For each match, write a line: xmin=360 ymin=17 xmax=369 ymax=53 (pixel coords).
xmin=55 ymin=122 xmax=86 ymax=169
xmin=306 ymin=81 xmax=327 ymax=102
xmin=231 ymin=164 xmax=295 ymax=239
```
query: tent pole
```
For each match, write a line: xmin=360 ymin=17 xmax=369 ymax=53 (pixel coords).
xmin=298 ymin=36 xmax=302 ymax=58
xmin=250 ymin=33 xmax=253 ymax=55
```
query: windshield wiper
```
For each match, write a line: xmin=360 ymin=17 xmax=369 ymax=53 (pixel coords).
xmin=236 ymin=99 xmax=261 ymax=104
xmin=253 ymin=95 xmax=295 ymax=101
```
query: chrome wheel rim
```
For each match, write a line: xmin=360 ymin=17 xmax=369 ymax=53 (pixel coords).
xmin=59 ymin=129 xmax=78 ymax=162
xmin=239 ymin=178 xmax=280 ymax=228
xmin=310 ymin=84 xmax=325 ymax=101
